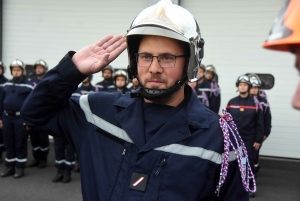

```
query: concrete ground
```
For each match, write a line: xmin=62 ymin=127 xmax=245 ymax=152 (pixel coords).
xmin=0 ymin=141 xmax=299 ymax=201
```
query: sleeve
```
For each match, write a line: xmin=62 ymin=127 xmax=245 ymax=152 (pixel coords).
xmin=21 ymin=51 xmax=88 ymax=151
xmin=209 ymin=84 xmax=221 ymax=114
xmin=213 ymin=115 xmax=249 ymax=201
xmin=255 ymin=107 xmax=265 ymax=143
xmin=264 ymin=107 xmax=272 ymax=137
xmin=214 ymin=160 xmax=249 ymax=201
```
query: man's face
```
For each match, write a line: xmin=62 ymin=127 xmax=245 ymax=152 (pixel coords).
xmin=12 ymin=67 xmax=23 ymax=78
xmin=292 ymin=47 xmax=300 ymax=110
xmin=0 ymin=67 xmax=3 ymax=76
xmin=35 ymin=65 xmax=45 ymax=76
xmin=137 ymin=35 xmax=185 ymax=90
xmin=115 ymin=76 xmax=126 ymax=88
xmin=238 ymin=82 xmax=249 ymax=94
xmin=250 ymin=86 xmax=259 ymax=95
xmin=197 ymin=68 xmax=204 ymax=79
xmin=102 ymin=69 xmax=112 ymax=80
xmin=205 ymin=71 xmax=213 ymax=80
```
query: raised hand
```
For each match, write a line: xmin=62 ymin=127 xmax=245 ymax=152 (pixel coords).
xmin=72 ymin=35 xmax=127 ymax=75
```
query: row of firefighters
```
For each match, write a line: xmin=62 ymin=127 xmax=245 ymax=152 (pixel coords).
xmin=0 ymin=59 xmax=271 ymax=188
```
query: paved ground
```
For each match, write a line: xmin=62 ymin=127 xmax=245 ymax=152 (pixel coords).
xmin=0 ymin=141 xmax=299 ymax=201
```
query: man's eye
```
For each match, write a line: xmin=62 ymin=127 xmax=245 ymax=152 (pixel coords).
xmin=161 ymin=55 xmax=174 ymax=61
xmin=141 ymin=55 xmax=151 ymax=59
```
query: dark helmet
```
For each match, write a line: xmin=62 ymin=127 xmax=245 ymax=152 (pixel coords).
xmin=10 ymin=59 xmax=25 ymax=75
xmin=236 ymin=75 xmax=251 ymax=87
xmin=126 ymin=0 xmax=204 ymax=101
xmin=248 ymin=73 xmax=262 ymax=87
xmin=34 ymin=60 xmax=48 ymax=71
xmin=0 ymin=61 xmax=6 ymax=73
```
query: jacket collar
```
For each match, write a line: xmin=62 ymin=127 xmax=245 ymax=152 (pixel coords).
xmin=114 ymin=85 xmax=209 ymax=151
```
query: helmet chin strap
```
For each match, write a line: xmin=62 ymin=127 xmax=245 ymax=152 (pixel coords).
xmin=130 ymin=76 xmax=187 ymax=101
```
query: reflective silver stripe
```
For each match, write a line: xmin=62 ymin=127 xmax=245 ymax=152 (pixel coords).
xmin=154 ymin=144 xmax=238 ymax=164
xmin=4 ymin=110 xmax=21 ymax=116
xmin=55 ymin=160 xmax=75 ymax=165
xmin=65 ymin=161 xmax=75 ymax=165
xmin=0 ymin=144 xmax=4 ymax=147
xmin=95 ymin=85 xmax=104 ymax=88
xmin=79 ymin=95 xmax=134 ymax=144
xmin=33 ymin=146 xmax=40 ymax=151
xmin=0 ymin=84 xmax=4 ymax=87
xmin=55 ymin=160 xmax=65 ymax=164
xmin=40 ymin=147 xmax=49 ymax=151
xmin=197 ymin=95 xmax=203 ymax=98
xmin=5 ymin=158 xmax=16 ymax=162
xmin=72 ymin=93 xmax=81 ymax=97
xmin=108 ymin=85 xmax=115 ymax=88
xmin=33 ymin=146 xmax=49 ymax=151
xmin=16 ymin=158 xmax=27 ymax=162
xmin=198 ymin=88 xmax=211 ymax=92
xmin=4 ymin=82 xmax=34 ymax=89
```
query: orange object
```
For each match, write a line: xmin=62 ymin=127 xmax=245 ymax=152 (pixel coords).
xmin=263 ymin=0 xmax=300 ymax=51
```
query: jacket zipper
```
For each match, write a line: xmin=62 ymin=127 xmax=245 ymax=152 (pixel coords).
xmin=155 ymin=158 xmax=167 ymax=200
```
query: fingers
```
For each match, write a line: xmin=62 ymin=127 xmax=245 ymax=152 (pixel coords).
xmin=97 ymin=35 xmax=125 ymax=50
xmin=95 ymin=35 xmax=114 ymax=47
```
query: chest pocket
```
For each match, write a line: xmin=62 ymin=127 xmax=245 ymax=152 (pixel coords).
xmin=95 ymin=127 xmax=131 ymax=200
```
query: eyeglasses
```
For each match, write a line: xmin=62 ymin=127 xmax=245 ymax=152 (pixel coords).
xmin=135 ymin=53 xmax=186 ymax=68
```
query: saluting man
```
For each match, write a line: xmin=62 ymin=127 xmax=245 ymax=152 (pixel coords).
xmin=0 ymin=59 xmax=33 ymax=178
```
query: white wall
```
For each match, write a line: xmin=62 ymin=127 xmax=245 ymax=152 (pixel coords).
xmin=3 ymin=0 xmax=299 ymax=158
xmin=181 ymin=0 xmax=300 ymax=159
xmin=2 ymin=0 xmax=146 ymax=84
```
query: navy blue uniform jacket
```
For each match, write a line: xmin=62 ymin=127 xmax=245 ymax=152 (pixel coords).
xmin=21 ymin=52 xmax=248 ymax=201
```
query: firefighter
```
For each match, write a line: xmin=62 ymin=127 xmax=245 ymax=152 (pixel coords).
xmin=263 ymin=0 xmax=300 ymax=110
xmin=205 ymin=65 xmax=221 ymax=113
xmin=108 ymin=70 xmax=130 ymax=94
xmin=196 ymin=64 xmax=211 ymax=108
xmin=95 ymin=65 xmax=114 ymax=91
xmin=0 ymin=59 xmax=33 ymax=178
xmin=226 ymin=75 xmax=265 ymax=198
xmin=249 ymin=73 xmax=272 ymax=175
xmin=130 ymin=78 xmax=140 ymax=92
xmin=27 ymin=60 xmax=50 ymax=168
xmin=21 ymin=1 xmax=251 ymax=200
xmin=72 ymin=75 xmax=98 ymax=96
xmin=0 ymin=61 xmax=8 ymax=163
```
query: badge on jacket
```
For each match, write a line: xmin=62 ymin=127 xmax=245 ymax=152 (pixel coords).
xmin=129 ymin=172 xmax=148 ymax=192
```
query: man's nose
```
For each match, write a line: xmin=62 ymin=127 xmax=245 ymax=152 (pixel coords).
xmin=149 ymin=57 xmax=163 ymax=74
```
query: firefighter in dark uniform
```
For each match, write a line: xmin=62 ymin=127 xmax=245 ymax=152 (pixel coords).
xmin=0 ymin=61 xmax=8 ymax=163
xmin=0 ymin=59 xmax=33 ymax=178
xmin=27 ymin=60 xmax=50 ymax=168
xmin=205 ymin=65 xmax=221 ymax=113
xmin=108 ymin=70 xmax=130 ymax=94
xmin=129 ymin=78 xmax=140 ymax=92
xmin=196 ymin=64 xmax=211 ymax=108
xmin=95 ymin=65 xmax=114 ymax=91
xmin=226 ymin=75 xmax=264 ymax=198
xmin=249 ymin=74 xmax=272 ymax=175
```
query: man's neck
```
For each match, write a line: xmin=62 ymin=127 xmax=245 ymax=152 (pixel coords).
xmin=37 ymin=75 xmax=43 ymax=80
xmin=239 ymin=92 xmax=249 ymax=98
xmin=144 ymin=87 xmax=185 ymax=107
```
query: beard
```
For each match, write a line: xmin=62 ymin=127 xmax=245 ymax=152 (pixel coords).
xmin=142 ymin=74 xmax=167 ymax=89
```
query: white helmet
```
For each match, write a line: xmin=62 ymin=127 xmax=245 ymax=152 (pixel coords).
xmin=248 ymin=73 xmax=262 ymax=87
xmin=10 ymin=59 xmax=25 ymax=75
xmin=126 ymin=0 xmax=204 ymax=101
xmin=0 ymin=61 xmax=6 ymax=73
xmin=34 ymin=59 xmax=48 ymax=71
xmin=114 ymin=70 xmax=128 ymax=82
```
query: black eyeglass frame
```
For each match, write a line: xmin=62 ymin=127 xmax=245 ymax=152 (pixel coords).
xmin=134 ymin=53 xmax=187 ymax=68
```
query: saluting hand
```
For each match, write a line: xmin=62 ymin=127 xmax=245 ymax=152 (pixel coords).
xmin=72 ymin=35 xmax=127 ymax=75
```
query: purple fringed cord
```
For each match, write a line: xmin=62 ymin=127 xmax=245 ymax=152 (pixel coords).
xmin=215 ymin=109 xmax=256 ymax=196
